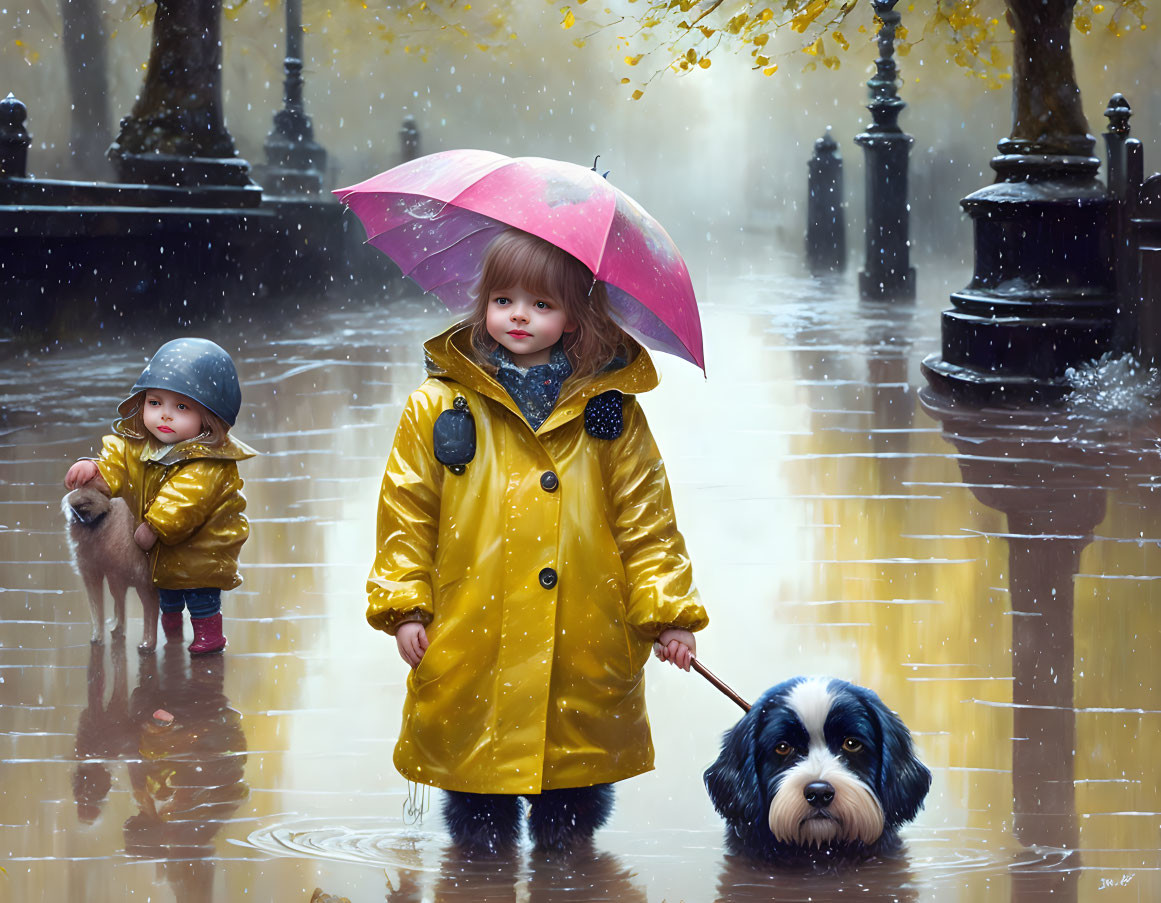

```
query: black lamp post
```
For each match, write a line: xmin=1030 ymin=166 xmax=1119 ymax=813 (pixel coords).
xmin=261 ymin=0 xmax=327 ymax=195
xmin=854 ymin=0 xmax=915 ymax=301
xmin=922 ymin=0 xmax=1117 ymax=404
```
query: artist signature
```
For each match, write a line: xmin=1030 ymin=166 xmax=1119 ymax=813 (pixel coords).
xmin=1099 ymin=873 xmax=1134 ymax=891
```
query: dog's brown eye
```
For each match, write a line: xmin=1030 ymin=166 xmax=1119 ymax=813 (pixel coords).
xmin=842 ymin=737 xmax=864 ymax=753
xmin=774 ymin=741 xmax=793 ymax=756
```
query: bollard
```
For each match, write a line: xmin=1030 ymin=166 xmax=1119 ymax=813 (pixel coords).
xmin=400 ymin=116 xmax=421 ymax=164
xmin=1104 ymin=94 xmax=1140 ymax=354
xmin=854 ymin=0 xmax=915 ymax=301
xmin=1103 ymin=93 xmax=1131 ymax=198
xmin=805 ymin=129 xmax=846 ymax=274
xmin=0 ymin=93 xmax=31 ymax=178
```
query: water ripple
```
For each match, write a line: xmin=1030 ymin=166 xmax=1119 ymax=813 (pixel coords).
xmin=241 ymin=816 xmax=444 ymax=870
xmin=240 ymin=817 xmax=1079 ymax=890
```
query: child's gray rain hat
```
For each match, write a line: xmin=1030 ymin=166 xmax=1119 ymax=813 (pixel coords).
xmin=118 ymin=337 xmax=242 ymax=426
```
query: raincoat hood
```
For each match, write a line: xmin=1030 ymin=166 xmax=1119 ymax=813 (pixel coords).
xmin=423 ymin=323 xmax=659 ymax=433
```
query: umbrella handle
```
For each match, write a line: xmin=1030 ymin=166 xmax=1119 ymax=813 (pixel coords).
xmin=655 ymin=643 xmax=751 ymax=713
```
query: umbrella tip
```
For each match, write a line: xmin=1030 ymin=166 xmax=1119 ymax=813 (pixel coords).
xmin=591 ymin=155 xmax=611 ymax=180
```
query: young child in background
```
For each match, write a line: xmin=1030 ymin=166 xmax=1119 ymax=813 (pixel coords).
xmin=65 ymin=338 xmax=256 ymax=655
xmin=367 ymin=227 xmax=708 ymax=854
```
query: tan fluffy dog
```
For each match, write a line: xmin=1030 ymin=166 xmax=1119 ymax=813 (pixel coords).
xmin=63 ymin=486 xmax=159 ymax=652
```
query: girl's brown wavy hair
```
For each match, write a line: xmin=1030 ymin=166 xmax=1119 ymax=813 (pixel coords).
xmin=463 ymin=228 xmax=629 ymax=380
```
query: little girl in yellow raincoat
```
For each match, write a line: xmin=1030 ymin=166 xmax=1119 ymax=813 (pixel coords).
xmin=367 ymin=228 xmax=708 ymax=853
xmin=66 ymin=338 xmax=256 ymax=655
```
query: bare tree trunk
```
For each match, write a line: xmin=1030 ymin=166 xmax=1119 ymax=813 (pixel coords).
xmin=59 ymin=0 xmax=112 ymax=179
xmin=1005 ymin=0 xmax=1092 ymax=155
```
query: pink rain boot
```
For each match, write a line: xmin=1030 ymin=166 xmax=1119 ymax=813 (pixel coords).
xmin=188 ymin=613 xmax=227 ymax=655
xmin=160 ymin=612 xmax=184 ymax=642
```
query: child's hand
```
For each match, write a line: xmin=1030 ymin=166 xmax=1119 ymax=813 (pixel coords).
xmin=133 ymin=521 xmax=158 ymax=551
xmin=396 ymin=622 xmax=429 ymax=668
xmin=654 ymin=627 xmax=696 ymax=671
xmin=65 ymin=460 xmax=102 ymax=490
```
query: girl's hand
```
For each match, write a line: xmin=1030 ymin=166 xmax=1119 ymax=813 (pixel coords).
xmin=654 ymin=627 xmax=696 ymax=672
xmin=65 ymin=460 xmax=101 ymax=490
xmin=133 ymin=521 xmax=158 ymax=551
xmin=396 ymin=622 xmax=429 ymax=668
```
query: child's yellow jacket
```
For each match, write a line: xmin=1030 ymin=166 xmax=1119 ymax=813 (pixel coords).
xmin=368 ymin=325 xmax=708 ymax=794
xmin=94 ymin=433 xmax=255 ymax=591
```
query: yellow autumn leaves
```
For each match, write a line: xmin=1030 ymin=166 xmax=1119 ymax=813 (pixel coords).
xmin=4 ymin=0 xmax=1148 ymax=102
xmin=552 ymin=0 xmax=861 ymax=99
xmin=569 ymin=0 xmax=1148 ymax=99
xmin=790 ymin=0 xmax=830 ymax=33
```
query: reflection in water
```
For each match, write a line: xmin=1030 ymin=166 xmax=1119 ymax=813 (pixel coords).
xmin=525 ymin=849 xmax=647 ymax=903
xmin=864 ymin=300 xmax=917 ymax=496
xmin=71 ymin=638 xmax=249 ymax=900
xmin=385 ymin=846 xmax=648 ymax=903
xmin=123 ymin=649 xmax=248 ymax=902
xmin=920 ymin=392 xmax=1132 ymax=902
xmin=714 ymin=853 xmax=917 ymax=903
xmin=418 ymin=854 xmax=521 ymax=903
xmin=73 ymin=641 xmax=140 ymax=823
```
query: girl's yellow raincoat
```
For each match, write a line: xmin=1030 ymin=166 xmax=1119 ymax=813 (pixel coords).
xmin=368 ymin=325 xmax=708 ymax=794
xmin=94 ymin=433 xmax=255 ymax=590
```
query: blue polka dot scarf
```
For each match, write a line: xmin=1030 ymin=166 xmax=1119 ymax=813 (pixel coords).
xmin=491 ymin=344 xmax=573 ymax=430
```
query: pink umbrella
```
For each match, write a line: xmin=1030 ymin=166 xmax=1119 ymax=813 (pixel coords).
xmin=334 ymin=149 xmax=704 ymax=371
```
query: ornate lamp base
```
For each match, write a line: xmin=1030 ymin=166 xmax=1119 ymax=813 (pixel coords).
xmin=922 ymin=152 xmax=1117 ymax=404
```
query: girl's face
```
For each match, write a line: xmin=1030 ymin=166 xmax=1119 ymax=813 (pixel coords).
xmin=485 ymin=285 xmax=574 ymax=368
xmin=142 ymin=389 xmax=205 ymax=444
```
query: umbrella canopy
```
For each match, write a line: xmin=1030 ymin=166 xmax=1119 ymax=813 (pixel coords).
xmin=334 ymin=149 xmax=704 ymax=371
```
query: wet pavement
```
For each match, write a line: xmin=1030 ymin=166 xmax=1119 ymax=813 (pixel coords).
xmin=2 ymin=235 xmax=1160 ymax=901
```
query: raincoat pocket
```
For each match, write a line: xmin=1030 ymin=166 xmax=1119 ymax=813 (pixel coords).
xmin=618 ymin=601 xmax=651 ymax=678
xmin=407 ymin=642 xmax=443 ymax=697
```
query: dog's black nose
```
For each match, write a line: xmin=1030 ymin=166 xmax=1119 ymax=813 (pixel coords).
xmin=804 ymin=781 xmax=835 ymax=808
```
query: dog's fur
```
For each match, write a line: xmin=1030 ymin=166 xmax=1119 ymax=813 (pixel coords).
xmin=704 ymin=677 xmax=931 ymax=868
xmin=63 ymin=486 xmax=159 ymax=652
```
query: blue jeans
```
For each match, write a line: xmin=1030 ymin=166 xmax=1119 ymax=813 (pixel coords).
xmin=158 ymin=588 xmax=221 ymax=619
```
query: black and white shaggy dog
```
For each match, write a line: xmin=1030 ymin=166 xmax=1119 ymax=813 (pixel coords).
xmin=704 ymin=677 xmax=931 ymax=867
